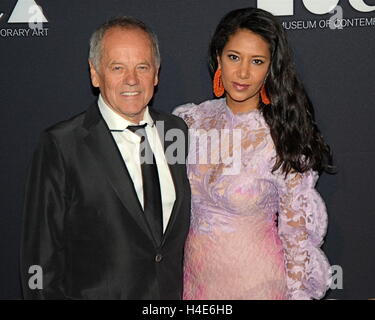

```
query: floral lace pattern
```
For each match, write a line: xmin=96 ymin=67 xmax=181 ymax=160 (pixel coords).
xmin=173 ymin=99 xmax=330 ymax=300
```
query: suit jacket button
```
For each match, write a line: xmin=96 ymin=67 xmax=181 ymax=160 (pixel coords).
xmin=155 ymin=254 xmax=163 ymax=262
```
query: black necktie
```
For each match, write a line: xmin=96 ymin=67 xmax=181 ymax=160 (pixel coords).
xmin=127 ymin=123 xmax=163 ymax=244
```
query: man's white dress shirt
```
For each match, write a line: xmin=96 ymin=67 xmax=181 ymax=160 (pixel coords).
xmin=98 ymin=95 xmax=176 ymax=232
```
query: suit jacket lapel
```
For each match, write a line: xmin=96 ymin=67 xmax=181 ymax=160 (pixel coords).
xmin=82 ymin=103 xmax=153 ymax=242
xmin=150 ymin=109 xmax=185 ymax=246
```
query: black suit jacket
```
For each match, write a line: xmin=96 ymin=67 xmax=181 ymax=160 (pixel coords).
xmin=20 ymin=102 xmax=191 ymax=299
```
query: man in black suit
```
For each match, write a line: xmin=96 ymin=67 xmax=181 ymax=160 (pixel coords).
xmin=20 ymin=16 xmax=191 ymax=299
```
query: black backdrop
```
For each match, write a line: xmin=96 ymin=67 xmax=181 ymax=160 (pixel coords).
xmin=0 ymin=0 xmax=374 ymax=299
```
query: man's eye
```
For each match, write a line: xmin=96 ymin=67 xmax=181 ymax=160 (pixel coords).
xmin=112 ymin=66 xmax=123 ymax=71
xmin=138 ymin=65 xmax=149 ymax=70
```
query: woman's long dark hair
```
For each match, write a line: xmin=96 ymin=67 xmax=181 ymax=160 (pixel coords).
xmin=209 ymin=7 xmax=334 ymax=175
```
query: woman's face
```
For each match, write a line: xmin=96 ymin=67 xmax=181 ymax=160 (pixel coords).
xmin=218 ymin=29 xmax=271 ymax=112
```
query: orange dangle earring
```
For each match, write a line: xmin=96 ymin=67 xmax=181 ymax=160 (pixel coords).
xmin=213 ymin=68 xmax=225 ymax=97
xmin=260 ymin=84 xmax=271 ymax=105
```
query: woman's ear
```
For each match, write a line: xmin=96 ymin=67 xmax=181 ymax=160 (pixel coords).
xmin=217 ymin=55 xmax=222 ymax=69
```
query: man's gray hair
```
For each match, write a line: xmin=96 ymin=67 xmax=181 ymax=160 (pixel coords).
xmin=89 ymin=16 xmax=161 ymax=71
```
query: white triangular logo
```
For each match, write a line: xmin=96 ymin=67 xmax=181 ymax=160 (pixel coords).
xmin=8 ymin=0 xmax=48 ymax=23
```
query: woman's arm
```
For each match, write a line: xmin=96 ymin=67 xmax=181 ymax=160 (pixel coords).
xmin=277 ymin=170 xmax=331 ymax=300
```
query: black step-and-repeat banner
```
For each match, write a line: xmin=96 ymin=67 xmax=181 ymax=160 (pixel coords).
xmin=1 ymin=0 xmax=374 ymax=300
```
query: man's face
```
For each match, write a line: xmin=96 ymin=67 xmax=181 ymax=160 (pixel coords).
xmin=90 ymin=27 xmax=159 ymax=123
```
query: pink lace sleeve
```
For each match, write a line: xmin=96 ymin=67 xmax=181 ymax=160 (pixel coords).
xmin=277 ymin=170 xmax=331 ymax=300
xmin=172 ymin=103 xmax=197 ymax=127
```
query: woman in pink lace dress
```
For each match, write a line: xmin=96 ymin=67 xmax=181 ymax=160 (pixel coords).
xmin=173 ymin=8 xmax=333 ymax=300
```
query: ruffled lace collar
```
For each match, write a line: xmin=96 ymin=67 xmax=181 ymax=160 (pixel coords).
xmin=218 ymin=98 xmax=262 ymax=122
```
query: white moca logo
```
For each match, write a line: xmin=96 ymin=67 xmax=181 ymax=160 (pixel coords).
xmin=258 ymin=0 xmax=375 ymax=16
xmin=8 ymin=0 xmax=48 ymax=23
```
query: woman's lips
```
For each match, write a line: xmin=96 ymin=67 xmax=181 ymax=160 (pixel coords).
xmin=232 ymin=82 xmax=250 ymax=91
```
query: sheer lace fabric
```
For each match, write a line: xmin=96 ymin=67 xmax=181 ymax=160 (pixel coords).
xmin=173 ymin=99 xmax=330 ymax=300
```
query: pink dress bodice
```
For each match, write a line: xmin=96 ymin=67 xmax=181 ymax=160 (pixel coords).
xmin=173 ymin=99 xmax=331 ymax=300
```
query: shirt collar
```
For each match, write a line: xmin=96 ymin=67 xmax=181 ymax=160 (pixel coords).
xmin=98 ymin=94 xmax=154 ymax=131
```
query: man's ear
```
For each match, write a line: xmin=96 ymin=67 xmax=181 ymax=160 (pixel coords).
xmin=154 ymin=67 xmax=159 ymax=86
xmin=89 ymin=60 xmax=100 ymax=88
